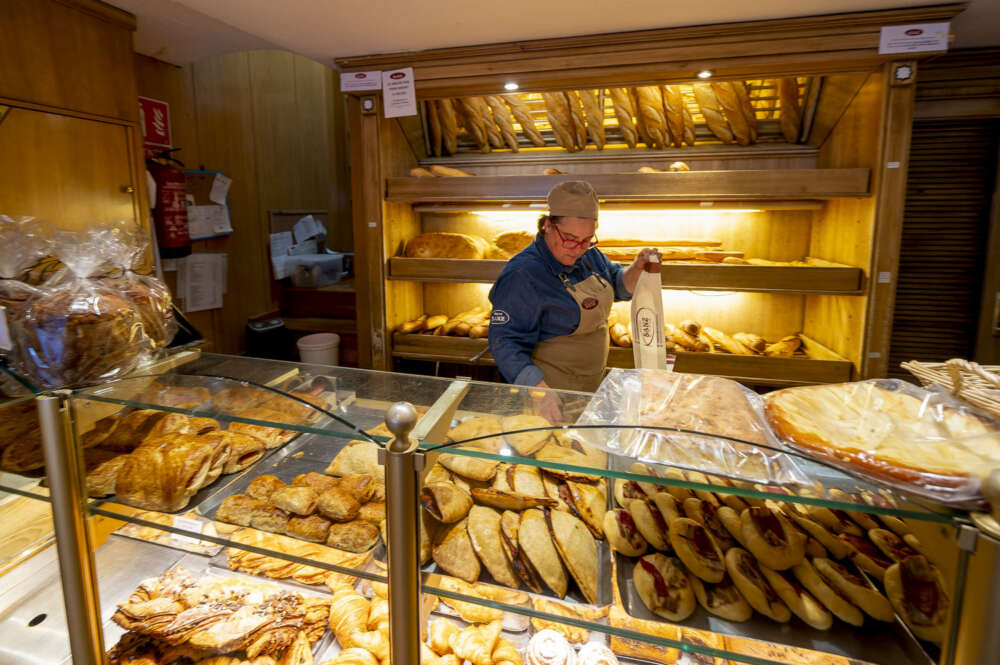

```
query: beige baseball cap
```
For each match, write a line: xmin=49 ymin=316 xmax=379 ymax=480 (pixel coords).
xmin=547 ymin=181 xmax=599 ymax=219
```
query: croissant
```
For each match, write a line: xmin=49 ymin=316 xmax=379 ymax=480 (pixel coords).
xmin=328 ymin=587 xmax=370 ymax=641
xmin=428 ymin=618 xmax=460 ymax=655
xmin=322 ymin=648 xmax=379 ymax=665
xmin=342 ymin=630 xmax=389 ymax=663
xmin=492 ymin=636 xmax=522 ymax=665
xmin=367 ymin=597 xmax=389 ymax=632
xmin=449 ymin=621 xmax=499 ymax=665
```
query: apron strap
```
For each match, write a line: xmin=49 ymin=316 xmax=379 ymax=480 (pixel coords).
xmin=580 ymin=257 xmax=608 ymax=288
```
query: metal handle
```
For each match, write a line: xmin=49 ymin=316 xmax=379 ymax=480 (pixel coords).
xmin=121 ymin=185 xmax=135 ymax=194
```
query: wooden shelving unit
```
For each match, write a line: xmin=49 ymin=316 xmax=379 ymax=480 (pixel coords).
xmin=391 ymin=333 xmax=853 ymax=386
xmin=389 ymin=257 xmax=864 ymax=294
xmin=386 ymin=169 xmax=871 ymax=203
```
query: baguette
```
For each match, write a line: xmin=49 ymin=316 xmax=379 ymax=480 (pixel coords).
xmin=599 ymin=239 xmax=720 ymax=248
xmin=400 ymin=315 xmax=428 ymax=334
xmin=694 ymin=250 xmax=744 ymax=262
xmin=721 ymin=257 xmax=750 ymax=264
xmin=426 ymin=100 xmax=443 ymax=157
xmin=711 ymin=82 xmax=753 ymax=146
xmin=732 ymin=81 xmax=759 ymax=142
xmin=661 ymin=85 xmax=685 ymax=148
xmin=681 ymin=103 xmax=696 ymax=145
xmin=458 ymin=97 xmax=491 ymax=153
xmin=441 ymin=307 xmax=485 ymax=335
xmin=665 ymin=323 xmax=708 ymax=352
xmin=693 ymin=83 xmax=734 ymax=143
xmin=437 ymin=99 xmax=460 ymax=155
xmin=566 ymin=91 xmax=588 ymax=150
xmin=428 ymin=165 xmax=473 ymax=177
xmin=637 ymin=166 xmax=665 ymax=173
xmin=697 ymin=330 xmax=716 ymax=353
xmin=409 ymin=167 xmax=436 ymax=178
xmin=468 ymin=323 xmax=489 ymax=339
xmin=631 ymin=89 xmax=652 ymax=148
xmin=541 ymin=92 xmax=578 ymax=152
xmin=578 ymin=89 xmax=605 ymax=150
xmin=778 ymin=78 xmax=802 ymax=143
xmin=636 ymin=86 xmax=668 ymax=148
xmin=608 ymin=88 xmax=638 ymax=149
xmin=733 ymin=333 xmax=766 ymax=354
xmin=543 ymin=168 xmax=567 ymax=175
xmin=502 ymin=94 xmax=545 ymax=147
xmin=425 ymin=314 xmax=449 ymax=331
xmin=484 ymin=96 xmax=519 ymax=152
xmin=765 ymin=335 xmax=801 ymax=358
xmin=470 ymin=96 xmax=503 ymax=149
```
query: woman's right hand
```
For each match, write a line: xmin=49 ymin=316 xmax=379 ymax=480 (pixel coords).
xmin=532 ymin=380 xmax=563 ymax=423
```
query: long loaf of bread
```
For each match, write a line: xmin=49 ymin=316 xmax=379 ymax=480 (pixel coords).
xmin=425 ymin=100 xmax=442 ymax=157
xmin=636 ymin=86 xmax=668 ymax=148
xmin=484 ymin=96 xmax=519 ymax=152
xmin=578 ymin=89 xmax=605 ymax=150
xmin=502 ymin=94 xmax=545 ymax=147
xmin=661 ymin=85 xmax=685 ymax=148
xmin=566 ymin=91 xmax=588 ymax=150
xmin=693 ymin=83 xmax=734 ymax=143
xmin=631 ymin=89 xmax=653 ymax=148
xmin=437 ymin=99 xmax=459 ymax=155
xmin=703 ymin=327 xmax=754 ymax=355
xmin=711 ymin=82 xmax=753 ymax=146
xmin=470 ymin=96 xmax=503 ymax=149
xmin=732 ymin=81 xmax=759 ymax=143
xmin=608 ymin=88 xmax=638 ymax=149
xmin=459 ymin=97 xmax=491 ymax=153
xmin=778 ymin=78 xmax=802 ymax=143
xmin=541 ymin=92 xmax=578 ymax=152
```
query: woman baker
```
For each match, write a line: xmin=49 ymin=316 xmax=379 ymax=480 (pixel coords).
xmin=488 ymin=180 xmax=659 ymax=398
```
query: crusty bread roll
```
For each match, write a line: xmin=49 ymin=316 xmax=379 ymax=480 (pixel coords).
xmin=765 ymin=335 xmax=801 ymax=358
xmin=494 ymin=230 xmax=534 ymax=255
xmin=678 ymin=320 xmax=702 ymax=337
xmin=636 ymin=86 xmax=668 ymax=148
xmin=428 ymin=165 xmax=473 ymax=177
xmin=608 ymin=88 xmax=638 ymax=149
xmin=609 ymin=323 xmax=632 ymax=347
xmin=669 ymin=161 xmax=690 ymax=172
xmin=405 ymin=232 xmax=489 ymax=259
xmin=541 ymin=92 xmax=578 ymax=152
xmin=485 ymin=245 xmax=510 ymax=260
xmin=732 ymin=81 xmax=759 ymax=142
xmin=425 ymin=314 xmax=448 ymax=331
xmin=410 ymin=167 xmax=436 ymax=178
xmin=400 ymin=315 xmax=428 ymax=333
xmin=703 ymin=327 xmax=753 ymax=355
xmin=637 ymin=166 xmax=665 ymax=173
xmin=426 ymin=100 xmax=442 ymax=157
xmin=437 ymin=99 xmax=459 ymax=155
xmin=484 ymin=96 xmax=519 ymax=152
xmin=693 ymin=83 xmax=734 ymax=143
xmin=778 ymin=78 xmax=802 ymax=143
xmin=543 ymin=168 xmax=567 ymax=175
xmin=578 ymin=89 xmax=605 ymax=150
xmin=733 ymin=333 xmax=766 ymax=354
xmin=661 ymin=85 xmax=685 ymax=148
xmin=502 ymin=94 xmax=545 ymax=147
xmin=566 ymin=91 xmax=588 ymax=150
xmin=458 ymin=97 xmax=491 ymax=153
xmin=711 ymin=82 xmax=753 ymax=146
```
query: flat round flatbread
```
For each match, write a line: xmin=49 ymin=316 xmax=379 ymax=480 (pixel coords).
xmin=689 ymin=573 xmax=753 ymax=622
xmin=603 ymin=509 xmax=648 ymax=557
xmin=627 ymin=498 xmax=672 ymax=552
xmin=884 ymin=555 xmax=949 ymax=644
xmin=813 ymin=557 xmax=894 ymax=622
xmin=684 ymin=498 xmax=736 ymax=551
xmin=669 ymin=517 xmax=726 ymax=583
xmin=741 ymin=507 xmax=805 ymax=570
xmin=633 ymin=553 xmax=696 ymax=622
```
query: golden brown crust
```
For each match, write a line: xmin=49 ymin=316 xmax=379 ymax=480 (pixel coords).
xmin=635 ymin=86 xmax=668 ymax=148
xmin=778 ymin=78 xmax=802 ymax=143
xmin=437 ymin=99 xmax=460 ymax=154
xmin=608 ymin=88 xmax=637 ymax=149
xmin=693 ymin=83 xmax=733 ymax=143
xmin=502 ymin=94 xmax=545 ymax=147
xmin=426 ymin=98 xmax=443 ymax=156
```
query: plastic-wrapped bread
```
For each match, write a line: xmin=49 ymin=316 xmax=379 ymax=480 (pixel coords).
xmin=661 ymin=85 xmax=686 ymax=148
xmin=541 ymin=92 xmax=577 ymax=152
xmin=608 ymin=88 xmax=638 ymax=149
xmin=484 ymin=96 xmax=519 ymax=152
xmin=566 ymin=91 xmax=588 ymax=150
xmin=578 ymin=89 xmax=605 ymax=149
xmin=437 ymin=99 xmax=460 ymax=155
xmin=765 ymin=335 xmax=801 ymax=358
xmin=426 ymin=100 xmax=443 ymax=157
xmin=693 ymin=83 xmax=734 ymax=143
xmin=635 ymin=86 xmax=668 ymax=148
xmin=778 ymin=78 xmax=802 ymax=143
xmin=459 ymin=97 xmax=491 ymax=153
xmin=711 ymin=82 xmax=753 ymax=146
xmin=502 ymin=94 xmax=545 ymax=146
xmin=732 ymin=81 xmax=759 ymax=142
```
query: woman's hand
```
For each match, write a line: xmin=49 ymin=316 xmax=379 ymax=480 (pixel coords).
xmin=622 ymin=248 xmax=661 ymax=294
xmin=532 ymin=380 xmax=564 ymax=423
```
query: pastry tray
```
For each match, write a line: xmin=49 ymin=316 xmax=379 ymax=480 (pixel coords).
xmin=613 ymin=552 xmax=935 ymax=665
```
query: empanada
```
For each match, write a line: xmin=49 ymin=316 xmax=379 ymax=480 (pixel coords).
xmin=466 ymin=505 xmax=520 ymax=588
xmin=447 ymin=415 xmax=505 ymax=453
xmin=518 ymin=509 xmax=568 ymax=597
xmin=422 ymin=482 xmax=473 ymax=523
xmin=500 ymin=510 xmax=544 ymax=594
xmin=433 ymin=518 xmax=481 ymax=582
xmin=326 ymin=440 xmax=382 ymax=477
xmin=509 ymin=464 xmax=547 ymax=496
xmin=470 ymin=487 xmax=556 ymax=511
xmin=439 ymin=453 xmax=499 ymax=482
xmin=565 ymin=480 xmax=606 ymax=539
xmin=500 ymin=414 xmax=552 ymax=456
xmin=533 ymin=444 xmax=602 ymax=481
xmin=548 ymin=509 xmax=599 ymax=604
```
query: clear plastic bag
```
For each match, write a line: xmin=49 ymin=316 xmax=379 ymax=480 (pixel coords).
xmin=10 ymin=228 xmax=148 ymax=388
xmin=764 ymin=378 xmax=1000 ymax=507
xmin=0 ymin=215 xmax=48 ymax=280
xmin=573 ymin=368 xmax=809 ymax=487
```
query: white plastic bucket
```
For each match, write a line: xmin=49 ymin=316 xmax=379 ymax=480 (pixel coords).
xmin=297 ymin=333 xmax=340 ymax=366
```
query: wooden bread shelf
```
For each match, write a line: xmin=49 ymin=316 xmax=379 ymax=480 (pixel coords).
xmin=388 ymin=257 xmax=864 ymax=294
xmin=391 ymin=333 xmax=853 ymax=386
xmin=385 ymin=169 xmax=871 ymax=203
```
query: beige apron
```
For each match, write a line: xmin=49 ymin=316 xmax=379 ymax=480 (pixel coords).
xmin=531 ymin=266 xmax=613 ymax=392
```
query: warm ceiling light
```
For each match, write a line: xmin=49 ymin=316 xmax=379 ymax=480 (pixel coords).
xmin=696 ymin=70 xmax=713 ymax=79
xmin=504 ymin=82 xmax=519 ymax=91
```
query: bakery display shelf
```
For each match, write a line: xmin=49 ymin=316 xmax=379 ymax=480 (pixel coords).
xmin=613 ymin=553 xmax=934 ymax=665
xmin=385 ymin=169 xmax=871 ymax=203
xmin=388 ymin=256 xmax=864 ymax=294
xmin=391 ymin=333 xmax=854 ymax=386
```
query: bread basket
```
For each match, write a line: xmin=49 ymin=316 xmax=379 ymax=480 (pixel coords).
xmin=901 ymin=358 xmax=1000 ymax=419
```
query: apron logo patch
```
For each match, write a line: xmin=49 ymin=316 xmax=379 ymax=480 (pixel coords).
xmin=490 ymin=310 xmax=510 ymax=325
xmin=581 ymin=297 xmax=599 ymax=310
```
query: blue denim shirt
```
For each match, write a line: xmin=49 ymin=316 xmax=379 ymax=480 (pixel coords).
xmin=487 ymin=233 xmax=631 ymax=385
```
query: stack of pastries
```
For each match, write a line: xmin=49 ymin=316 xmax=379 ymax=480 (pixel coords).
xmin=225 ymin=528 xmax=374 ymax=588
xmin=216 ymin=470 xmax=385 ymax=553
xmin=421 ymin=415 xmax=607 ymax=605
xmin=604 ymin=466 xmax=950 ymax=644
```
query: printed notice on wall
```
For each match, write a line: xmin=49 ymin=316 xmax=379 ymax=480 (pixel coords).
xmin=382 ymin=67 xmax=417 ymax=118
xmin=340 ymin=70 xmax=382 ymax=91
xmin=879 ymin=23 xmax=949 ymax=54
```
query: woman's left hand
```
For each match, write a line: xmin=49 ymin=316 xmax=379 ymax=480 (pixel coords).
xmin=622 ymin=247 xmax=661 ymax=293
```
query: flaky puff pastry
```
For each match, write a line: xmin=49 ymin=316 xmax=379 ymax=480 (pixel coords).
xmin=449 ymin=621 xmax=501 ymax=665
xmin=428 ymin=618 xmax=460 ymax=656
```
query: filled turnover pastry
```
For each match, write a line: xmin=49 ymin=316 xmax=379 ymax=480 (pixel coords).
xmin=684 ymin=498 xmax=737 ymax=551
xmin=791 ymin=558 xmax=864 ymax=626
xmin=602 ymin=508 xmax=647 ymax=557
xmin=759 ymin=564 xmax=833 ymax=630
xmin=725 ymin=547 xmax=791 ymax=622
xmin=813 ymin=557 xmax=894 ymax=622
xmin=669 ymin=517 xmax=726 ymax=583
xmin=633 ymin=552 xmax=696 ymax=621
xmin=627 ymin=498 xmax=672 ymax=552
xmin=689 ymin=573 xmax=753 ymax=622
xmin=884 ymin=555 xmax=949 ymax=644
xmin=838 ymin=532 xmax=893 ymax=582
xmin=740 ymin=507 xmax=805 ymax=570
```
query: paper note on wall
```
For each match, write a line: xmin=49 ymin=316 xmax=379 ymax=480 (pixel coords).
xmin=382 ymin=67 xmax=417 ymax=118
xmin=179 ymin=253 xmax=225 ymax=312
xmin=187 ymin=204 xmax=232 ymax=240
xmin=209 ymin=173 xmax=232 ymax=205
xmin=269 ymin=231 xmax=294 ymax=279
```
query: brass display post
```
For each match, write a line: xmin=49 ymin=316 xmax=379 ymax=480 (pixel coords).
xmin=383 ymin=401 xmax=422 ymax=664
xmin=37 ymin=393 xmax=104 ymax=665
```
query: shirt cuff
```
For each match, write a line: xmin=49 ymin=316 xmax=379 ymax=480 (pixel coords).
xmin=514 ymin=364 xmax=545 ymax=387
xmin=614 ymin=270 xmax=633 ymax=301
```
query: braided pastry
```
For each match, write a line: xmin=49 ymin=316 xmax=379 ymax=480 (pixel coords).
xmin=578 ymin=89 xmax=605 ymax=149
xmin=502 ymin=94 xmax=545 ymax=146
xmin=778 ymin=78 xmax=802 ymax=143
xmin=485 ymin=96 xmax=519 ymax=151
xmin=636 ymin=86 xmax=668 ymax=148
xmin=711 ymin=81 xmax=753 ymax=146
xmin=541 ymin=92 xmax=577 ymax=152
xmin=608 ymin=88 xmax=637 ymax=148
xmin=436 ymin=99 xmax=459 ymax=155
xmin=693 ymin=83 xmax=733 ymax=143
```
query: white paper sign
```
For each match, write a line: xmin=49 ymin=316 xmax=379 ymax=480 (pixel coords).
xmin=0 ymin=306 xmax=11 ymax=351
xmin=269 ymin=231 xmax=294 ymax=279
xmin=340 ymin=70 xmax=383 ymax=91
xmin=209 ymin=173 xmax=232 ymax=204
xmin=293 ymin=214 xmax=323 ymax=243
xmin=187 ymin=204 xmax=232 ymax=240
xmin=179 ymin=253 xmax=225 ymax=312
xmin=172 ymin=516 xmax=203 ymax=545
xmin=288 ymin=239 xmax=318 ymax=256
xmin=382 ymin=67 xmax=417 ymax=118
xmin=879 ymin=23 xmax=949 ymax=54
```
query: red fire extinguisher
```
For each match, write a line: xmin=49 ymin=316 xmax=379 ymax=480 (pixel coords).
xmin=147 ymin=149 xmax=191 ymax=259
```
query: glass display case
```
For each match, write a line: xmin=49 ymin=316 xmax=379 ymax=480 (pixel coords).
xmin=0 ymin=353 xmax=996 ymax=665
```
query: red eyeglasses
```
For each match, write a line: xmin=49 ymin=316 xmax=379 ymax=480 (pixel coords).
xmin=550 ymin=224 xmax=598 ymax=250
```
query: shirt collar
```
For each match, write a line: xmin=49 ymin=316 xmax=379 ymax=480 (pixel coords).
xmin=534 ymin=231 xmax=586 ymax=276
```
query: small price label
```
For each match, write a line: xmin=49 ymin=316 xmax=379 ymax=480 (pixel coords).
xmin=172 ymin=516 xmax=203 ymax=545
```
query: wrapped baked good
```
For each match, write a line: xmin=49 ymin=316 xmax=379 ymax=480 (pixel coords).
xmin=405 ymin=232 xmax=490 ymax=259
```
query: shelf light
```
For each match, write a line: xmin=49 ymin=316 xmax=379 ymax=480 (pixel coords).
xmin=504 ymin=82 xmax=519 ymax=91
xmin=697 ymin=70 xmax=713 ymax=79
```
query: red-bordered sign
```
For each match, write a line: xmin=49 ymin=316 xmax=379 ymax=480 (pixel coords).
xmin=138 ymin=96 xmax=171 ymax=155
